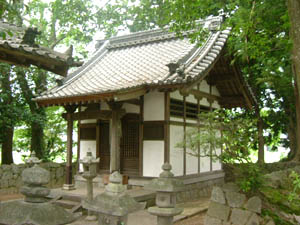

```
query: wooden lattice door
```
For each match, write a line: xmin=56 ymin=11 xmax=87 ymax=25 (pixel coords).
xmin=120 ymin=114 xmax=140 ymax=176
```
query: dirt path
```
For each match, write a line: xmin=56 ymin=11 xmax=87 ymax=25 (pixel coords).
xmin=0 ymin=193 xmax=23 ymax=202
xmin=175 ymin=211 xmax=206 ymax=225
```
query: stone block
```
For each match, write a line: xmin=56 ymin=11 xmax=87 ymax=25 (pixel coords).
xmin=8 ymin=179 xmax=16 ymax=187
xmin=245 ymin=196 xmax=262 ymax=214
xmin=0 ymin=168 xmax=3 ymax=177
xmin=225 ymin=191 xmax=246 ymax=208
xmin=2 ymin=171 xmax=13 ymax=180
xmin=56 ymin=167 xmax=64 ymax=178
xmin=207 ymin=201 xmax=230 ymax=221
xmin=204 ymin=216 xmax=222 ymax=225
xmin=222 ymin=182 xmax=240 ymax=193
xmin=11 ymin=164 xmax=20 ymax=175
xmin=246 ymin=213 xmax=260 ymax=225
xmin=266 ymin=220 xmax=275 ymax=225
xmin=2 ymin=164 xmax=11 ymax=171
xmin=230 ymin=208 xmax=252 ymax=225
xmin=0 ymin=179 xmax=9 ymax=189
xmin=211 ymin=186 xmax=226 ymax=204
xmin=222 ymin=222 xmax=231 ymax=225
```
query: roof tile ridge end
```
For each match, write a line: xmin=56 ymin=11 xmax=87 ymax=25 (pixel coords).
xmin=51 ymin=40 xmax=110 ymax=94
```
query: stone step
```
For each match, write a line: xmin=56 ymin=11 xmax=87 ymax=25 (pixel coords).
xmin=61 ymin=194 xmax=82 ymax=203
xmin=54 ymin=199 xmax=79 ymax=209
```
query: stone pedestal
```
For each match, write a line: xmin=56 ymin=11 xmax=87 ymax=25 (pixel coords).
xmin=82 ymin=171 xmax=142 ymax=225
xmin=80 ymin=151 xmax=100 ymax=221
xmin=145 ymin=163 xmax=184 ymax=225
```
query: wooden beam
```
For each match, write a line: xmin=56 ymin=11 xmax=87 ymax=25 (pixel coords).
xmin=62 ymin=110 xmax=114 ymax=121
xmin=122 ymin=98 xmax=142 ymax=106
xmin=183 ymin=96 xmax=186 ymax=176
xmin=114 ymin=88 xmax=147 ymax=101
xmin=164 ymin=92 xmax=170 ymax=163
xmin=139 ymin=96 xmax=144 ymax=177
xmin=189 ymin=89 xmax=220 ymax=102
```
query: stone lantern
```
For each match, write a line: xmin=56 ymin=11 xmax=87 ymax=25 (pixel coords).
xmin=82 ymin=171 xmax=142 ymax=225
xmin=80 ymin=151 xmax=100 ymax=221
xmin=144 ymin=163 xmax=184 ymax=225
xmin=0 ymin=152 xmax=75 ymax=225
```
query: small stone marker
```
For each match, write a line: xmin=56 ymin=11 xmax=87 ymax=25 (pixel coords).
xmin=207 ymin=201 xmax=230 ymax=221
xmin=82 ymin=171 xmax=142 ymax=225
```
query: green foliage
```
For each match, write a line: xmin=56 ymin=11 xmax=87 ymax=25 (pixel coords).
xmin=288 ymin=171 xmax=300 ymax=202
xmin=262 ymin=209 xmax=294 ymax=225
xmin=235 ymin=164 xmax=263 ymax=193
xmin=182 ymin=109 xmax=258 ymax=164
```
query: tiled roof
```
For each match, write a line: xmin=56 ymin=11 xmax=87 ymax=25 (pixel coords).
xmin=36 ymin=16 xmax=231 ymax=103
xmin=0 ymin=21 xmax=82 ymax=76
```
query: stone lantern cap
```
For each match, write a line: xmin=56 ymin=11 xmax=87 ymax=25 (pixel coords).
xmin=25 ymin=151 xmax=42 ymax=165
xmin=82 ymin=171 xmax=142 ymax=217
xmin=144 ymin=163 xmax=184 ymax=193
xmin=80 ymin=151 xmax=100 ymax=165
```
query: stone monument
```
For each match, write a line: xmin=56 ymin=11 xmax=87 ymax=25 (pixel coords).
xmin=82 ymin=171 xmax=142 ymax=225
xmin=0 ymin=152 xmax=75 ymax=225
xmin=145 ymin=163 xmax=184 ymax=225
xmin=80 ymin=151 xmax=100 ymax=221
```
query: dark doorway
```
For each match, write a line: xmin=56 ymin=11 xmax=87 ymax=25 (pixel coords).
xmin=98 ymin=114 xmax=140 ymax=176
xmin=120 ymin=113 xmax=140 ymax=176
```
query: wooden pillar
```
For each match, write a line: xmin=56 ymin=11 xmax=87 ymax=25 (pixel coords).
xmin=183 ymin=96 xmax=187 ymax=176
xmin=164 ymin=92 xmax=170 ymax=163
xmin=139 ymin=96 xmax=144 ymax=176
xmin=63 ymin=105 xmax=77 ymax=190
xmin=209 ymin=83 xmax=213 ymax=172
xmin=108 ymin=102 xmax=123 ymax=173
xmin=76 ymin=105 xmax=81 ymax=174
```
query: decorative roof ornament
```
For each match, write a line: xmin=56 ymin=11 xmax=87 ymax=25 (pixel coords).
xmin=21 ymin=27 xmax=41 ymax=46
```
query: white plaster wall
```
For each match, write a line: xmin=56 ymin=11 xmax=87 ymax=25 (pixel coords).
xmin=200 ymin=98 xmax=210 ymax=107
xmin=212 ymin=101 xmax=221 ymax=109
xmin=212 ymin=85 xmax=220 ymax=96
xmin=170 ymin=90 xmax=183 ymax=100
xmin=144 ymin=91 xmax=164 ymax=121
xmin=186 ymin=127 xmax=198 ymax=175
xmin=186 ymin=94 xmax=197 ymax=104
xmin=170 ymin=116 xmax=183 ymax=122
xmin=143 ymin=141 xmax=164 ymax=177
xmin=199 ymin=80 xmax=210 ymax=93
xmin=212 ymin=148 xmax=222 ymax=171
xmin=101 ymin=102 xmax=110 ymax=110
xmin=170 ymin=125 xmax=184 ymax=176
xmin=123 ymin=103 xmax=139 ymax=114
xmin=79 ymin=140 xmax=97 ymax=171
xmin=200 ymin=155 xmax=211 ymax=173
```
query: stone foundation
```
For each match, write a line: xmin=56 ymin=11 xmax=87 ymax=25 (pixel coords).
xmin=0 ymin=162 xmax=76 ymax=194
xmin=204 ymin=183 xmax=275 ymax=225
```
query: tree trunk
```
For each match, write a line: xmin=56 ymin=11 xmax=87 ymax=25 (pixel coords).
xmin=1 ymin=127 xmax=14 ymax=164
xmin=287 ymin=115 xmax=297 ymax=160
xmin=31 ymin=118 xmax=45 ymax=159
xmin=256 ymin=106 xmax=265 ymax=164
xmin=0 ymin=65 xmax=14 ymax=164
xmin=15 ymin=68 xmax=46 ymax=159
xmin=288 ymin=0 xmax=300 ymax=161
